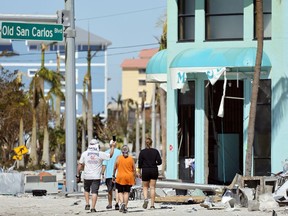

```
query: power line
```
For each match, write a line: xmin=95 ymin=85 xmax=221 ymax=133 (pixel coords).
xmin=77 ymin=6 xmax=165 ymax=21
xmin=108 ymin=43 xmax=158 ymax=50
xmin=3 ymin=48 xmax=160 ymax=63
xmin=6 ymin=43 xmax=159 ymax=59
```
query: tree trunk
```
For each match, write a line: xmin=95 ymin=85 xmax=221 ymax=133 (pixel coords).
xmin=245 ymin=0 xmax=263 ymax=176
xmin=17 ymin=117 xmax=25 ymax=168
xmin=87 ymin=49 xmax=93 ymax=142
xmin=29 ymin=109 xmax=38 ymax=166
xmin=55 ymin=52 xmax=61 ymax=128
xmin=41 ymin=125 xmax=50 ymax=166
xmin=135 ymin=106 xmax=140 ymax=156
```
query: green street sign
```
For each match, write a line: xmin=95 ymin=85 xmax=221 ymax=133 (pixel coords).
xmin=1 ymin=22 xmax=63 ymax=41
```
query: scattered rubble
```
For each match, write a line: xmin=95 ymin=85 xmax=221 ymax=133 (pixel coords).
xmin=154 ymin=172 xmax=288 ymax=213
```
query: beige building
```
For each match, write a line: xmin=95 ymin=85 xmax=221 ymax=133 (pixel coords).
xmin=121 ymin=48 xmax=158 ymax=105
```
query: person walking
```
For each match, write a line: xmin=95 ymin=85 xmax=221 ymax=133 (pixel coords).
xmin=102 ymin=139 xmax=122 ymax=210
xmin=76 ymin=138 xmax=115 ymax=213
xmin=113 ymin=145 xmax=136 ymax=213
xmin=137 ymin=137 xmax=162 ymax=209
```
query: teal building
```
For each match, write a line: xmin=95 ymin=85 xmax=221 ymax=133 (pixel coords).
xmin=147 ymin=0 xmax=288 ymax=184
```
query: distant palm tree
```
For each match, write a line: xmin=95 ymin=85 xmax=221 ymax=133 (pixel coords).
xmin=111 ymin=94 xmax=135 ymax=144
xmin=85 ymin=30 xmax=98 ymax=142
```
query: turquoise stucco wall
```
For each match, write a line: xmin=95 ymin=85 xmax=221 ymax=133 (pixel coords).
xmin=270 ymin=0 xmax=288 ymax=173
xmin=166 ymin=0 xmax=288 ymax=182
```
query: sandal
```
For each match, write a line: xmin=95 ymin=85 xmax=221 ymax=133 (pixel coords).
xmin=90 ymin=208 xmax=96 ymax=212
xmin=106 ymin=205 xmax=112 ymax=209
xmin=85 ymin=204 xmax=90 ymax=210
xmin=150 ymin=206 xmax=155 ymax=209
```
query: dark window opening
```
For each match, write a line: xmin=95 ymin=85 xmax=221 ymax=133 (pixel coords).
xmin=139 ymin=80 xmax=146 ymax=86
xmin=178 ymin=0 xmax=195 ymax=42
xmin=205 ymin=0 xmax=243 ymax=41
xmin=253 ymin=79 xmax=271 ymax=176
xmin=254 ymin=0 xmax=271 ymax=40
xmin=139 ymin=69 xmax=146 ymax=74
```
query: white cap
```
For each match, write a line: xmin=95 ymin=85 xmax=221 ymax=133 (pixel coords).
xmin=88 ymin=139 xmax=100 ymax=151
xmin=89 ymin=139 xmax=99 ymax=145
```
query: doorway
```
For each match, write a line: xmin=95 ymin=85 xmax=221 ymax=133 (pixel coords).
xmin=178 ymin=81 xmax=195 ymax=182
xmin=206 ymin=80 xmax=244 ymax=184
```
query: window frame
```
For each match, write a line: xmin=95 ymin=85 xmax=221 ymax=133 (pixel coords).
xmin=205 ymin=0 xmax=244 ymax=41
xmin=253 ymin=0 xmax=271 ymax=40
xmin=178 ymin=0 xmax=195 ymax=42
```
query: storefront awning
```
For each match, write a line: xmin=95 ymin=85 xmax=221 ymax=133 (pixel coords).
xmin=170 ymin=47 xmax=271 ymax=72
xmin=146 ymin=49 xmax=167 ymax=83
xmin=169 ymin=47 xmax=271 ymax=89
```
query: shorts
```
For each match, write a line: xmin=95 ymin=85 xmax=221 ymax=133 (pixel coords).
xmin=105 ymin=178 xmax=116 ymax=192
xmin=116 ymin=183 xmax=132 ymax=193
xmin=83 ymin=179 xmax=100 ymax=195
xmin=141 ymin=168 xmax=158 ymax=181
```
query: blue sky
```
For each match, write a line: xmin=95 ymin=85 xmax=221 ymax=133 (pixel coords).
xmin=0 ymin=0 xmax=166 ymax=102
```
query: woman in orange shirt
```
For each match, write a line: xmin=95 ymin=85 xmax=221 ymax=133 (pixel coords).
xmin=112 ymin=145 xmax=135 ymax=213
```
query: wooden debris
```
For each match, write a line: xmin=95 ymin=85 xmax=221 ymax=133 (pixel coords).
xmin=155 ymin=195 xmax=205 ymax=204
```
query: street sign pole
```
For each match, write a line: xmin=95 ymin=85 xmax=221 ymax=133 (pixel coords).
xmin=0 ymin=7 xmax=77 ymax=193
xmin=64 ymin=0 xmax=77 ymax=193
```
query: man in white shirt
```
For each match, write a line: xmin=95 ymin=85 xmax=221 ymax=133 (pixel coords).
xmin=76 ymin=138 xmax=115 ymax=212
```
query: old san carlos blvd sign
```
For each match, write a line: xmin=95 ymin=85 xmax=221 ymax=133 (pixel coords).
xmin=1 ymin=22 xmax=63 ymax=41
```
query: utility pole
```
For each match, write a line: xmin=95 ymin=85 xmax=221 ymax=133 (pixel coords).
xmin=64 ymin=0 xmax=77 ymax=193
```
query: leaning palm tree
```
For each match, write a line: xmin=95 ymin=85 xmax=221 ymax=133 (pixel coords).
xmin=245 ymin=0 xmax=264 ymax=176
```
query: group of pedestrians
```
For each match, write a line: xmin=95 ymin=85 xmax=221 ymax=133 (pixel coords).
xmin=76 ymin=137 xmax=162 ymax=213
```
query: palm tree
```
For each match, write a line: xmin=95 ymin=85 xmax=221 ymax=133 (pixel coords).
xmin=77 ymin=90 xmax=88 ymax=153
xmin=157 ymin=18 xmax=167 ymax=176
xmin=28 ymin=43 xmax=64 ymax=167
xmin=135 ymin=101 xmax=140 ymax=157
xmin=28 ymin=72 xmax=42 ymax=166
xmin=111 ymin=94 xmax=135 ymax=144
xmin=85 ymin=30 xmax=98 ymax=142
xmin=245 ymin=0 xmax=264 ymax=176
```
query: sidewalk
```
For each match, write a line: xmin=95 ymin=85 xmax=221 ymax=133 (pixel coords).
xmin=0 ymin=192 xmax=283 ymax=216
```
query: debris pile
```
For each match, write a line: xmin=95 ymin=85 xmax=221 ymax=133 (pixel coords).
xmin=155 ymin=172 xmax=288 ymax=214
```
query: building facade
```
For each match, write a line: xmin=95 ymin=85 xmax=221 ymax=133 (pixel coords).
xmin=121 ymin=48 xmax=158 ymax=105
xmin=0 ymin=27 xmax=111 ymax=118
xmin=147 ymin=0 xmax=288 ymax=184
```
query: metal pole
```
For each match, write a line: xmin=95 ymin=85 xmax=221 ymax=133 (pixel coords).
xmin=0 ymin=14 xmax=57 ymax=23
xmin=64 ymin=0 xmax=77 ymax=193
xmin=156 ymin=180 xmax=226 ymax=192
xmin=151 ymin=83 xmax=156 ymax=146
